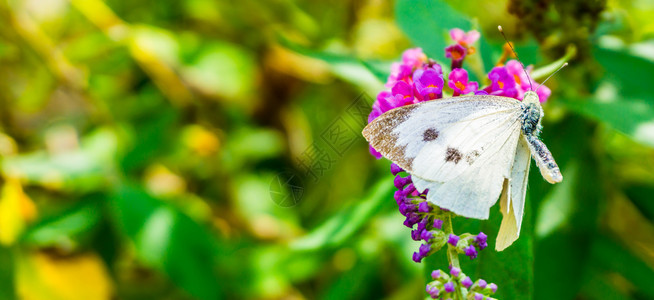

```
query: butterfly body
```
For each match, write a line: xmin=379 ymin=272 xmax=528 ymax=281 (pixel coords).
xmin=363 ymin=91 xmax=561 ymax=250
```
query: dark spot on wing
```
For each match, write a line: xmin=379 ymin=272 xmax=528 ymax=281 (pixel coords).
xmin=445 ymin=147 xmax=462 ymax=164
xmin=465 ymin=150 xmax=480 ymax=164
xmin=422 ymin=128 xmax=439 ymax=141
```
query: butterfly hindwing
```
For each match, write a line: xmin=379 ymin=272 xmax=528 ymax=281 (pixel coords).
xmin=496 ymin=136 xmax=532 ymax=250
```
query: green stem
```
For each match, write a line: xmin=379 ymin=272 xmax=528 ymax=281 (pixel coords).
xmin=443 ymin=212 xmax=465 ymax=300
xmin=443 ymin=213 xmax=460 ymax=269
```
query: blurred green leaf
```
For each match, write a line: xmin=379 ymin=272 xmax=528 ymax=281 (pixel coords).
xmin=120 ymin=107 xmax=178 ymax=172
xmin=23 ymin=196 xmax=104 ymax=248
xmin=590 ymin=235 xmax=654 ymax=298
xmin=593 ymin=44 xmax=654 ymax=98
xmin=581 ymin=267 xmax=630 ymax=300
xmin=0 ymin=246 xmax=15 ymax=300
xmin=562 ymin=98 xmax=654 ymax=148
xmin=360 ymin=59 xmax=391 ymax=84
xmin=1 ymin=128 xmax=118 ymax=192
xmin=533 ymin=117 xmax=601 ymax=300
xmin=109 ymin=184 xmax=221 ymax=300
xmin=181 ymin=41 xmax=257 ymax=100
xmin=535 ymin=161 xmax=578 ymax=239
xmin=290 ymin=176 xmax=394 ymax=251
xmin=278 ymin=37 xmax=385 ymax=92
xmin=624 ymin=184 xmax=654 ymax=221
xmin=394 ymin=0 xmax=471 ymax=59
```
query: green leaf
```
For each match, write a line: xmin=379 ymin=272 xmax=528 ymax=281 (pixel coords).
xmin=360 ymin=59 xmax=391 ymax=84
xmin=532 ymin=116 xmax=602 ymax=300
xmin=120 ymin=107 xmax=178 ymax=172
xmin=109 ymin=184 xmax=222 ymax=300
xmin=476 ymin=195 xmax=534 ymax=300
xmin=592 ymin=44 xmax=654 ymax=98
xmin=535 ymin=161 xmax=579 ymax=239
xmin=23 ymin=195 xmax=104 ymax=248
xmin=589 ymin=235 xmax=654 ymax=298
xmin=624 ymin=184 xmax=654 ymax=221
xmin=562 ymin=97 xmax=654 ymax=148
xmin=0 ymin=246 xmax=15 ymax=300
xmin=278 ymin=37 xmax=385 ymax=92
xmin=394 ymin=0 xmax=471 ymax=59
xmin=289 ymin=176 xmax=394 ymax=251
xmin=1 ymin=128 xmax=119 ymax=192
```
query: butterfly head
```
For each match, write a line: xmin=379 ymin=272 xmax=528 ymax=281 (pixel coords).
xmin=522 ymin=90 xmax=541 ymax=106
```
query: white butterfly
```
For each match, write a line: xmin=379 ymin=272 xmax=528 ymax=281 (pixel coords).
xmin=363 ymin=90 xmax=562 ymax=251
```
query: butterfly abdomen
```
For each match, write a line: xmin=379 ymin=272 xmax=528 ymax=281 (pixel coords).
xmin=525 ymin=135 xmax=562 ymax=183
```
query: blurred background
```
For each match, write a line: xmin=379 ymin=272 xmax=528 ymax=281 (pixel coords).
xmin=0 ymin=0 xmax=653 ymax=299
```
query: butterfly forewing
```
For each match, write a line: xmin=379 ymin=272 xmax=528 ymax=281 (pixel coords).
xmin=363 ymin=95 xmax=522 ymax=179
xmin=412 ymin=121 xmax=522 ymax=219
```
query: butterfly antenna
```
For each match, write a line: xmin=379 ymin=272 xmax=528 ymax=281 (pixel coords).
xmin=536 ymin=62 xmax=568 ymax=93
xmin=498 ymin=25 xmax=533 ymax=91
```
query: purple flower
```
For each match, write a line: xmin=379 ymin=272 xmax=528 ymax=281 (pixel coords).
xmin=390 ymin=163 xmax=403 ymax=175
xmin=433 ymin=219 xmax=443 ymax=229
xmin=447 ymin=234 xmax=459 ymax=246
xmin=474 ymin=293 xmax=484 ymax=300
xmin=450 ymin=28 xmax=480 ymax=47
xmin=402 ymin=48 xmax=427 ymax=69
xmin=448 ymin=68 xmax=478 ymax=96
xmin=537 ymin=84 xmax=551 ymax=103
xmin=427 ymin=286 xmax=440 ymax=298
xmin=386 ymin=63 xmax=413 ymax=88
xmin=412 ymin=251 xmax=422 ymax=263
xmin=431 ymin=270 xmax=442 ymax=279
xmin=475 ymin=232 xmax=488 ymax=250
xmin=444 ymin=281 xmax=455 ymax=293
xmin=394 ymin=175 xmax=411 ymax=189
xmin=403 ymin=183 xmax=416 ymax=195
xmin=464 ymin=245 xmax=478 ymax=259
xmin=506 ymin=60 xmax=531 ymax=92
xmin=413 ymin=68 xmax=444 ymax=100
xmin=411 ymin=229 xmax=422 ymax=241
xmin=369 ymin=146 xmax=382 ymax=159
xmin=419 ymin=243 xmax=432 ymax=257
xmin=474 ymin=90 xmax=489 ymax=95
xmin=445 ymin=44 xmax=466 ymax=62
xmin=417 ymin=217 xmax=429 ymax=231
xmin=505 ymin=59 xmax=552 ymax=102
xmin=486 ymin=66 xmax=518 ymax=98
xmin=489 ymin=283 xmax=498 ymax=293
xmin=461 ymin=276 xmax=473 ymax=288
xmin=477 ymin=279 xmax=487 ymax=289
xmin=390 ymin=81 xmax=415 ymax=106
xmin=418 ymin=202 xmax=432 ymax=213
xmin=403 ymin=213 xmax=421 ymax=227
xmin=398 ymin=203 xmax=416 ymax=215
xmin=421 ymin=230 xmax=434 ymax=241
xmin=449 ymin=266 xmax=461 ymax=277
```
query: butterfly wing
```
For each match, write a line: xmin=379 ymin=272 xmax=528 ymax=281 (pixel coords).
xmin=411 ymin=121 xmax=522 ymax=219
xmin=496 ymin=136 xmax=531 ymax=251
xmin=363 ymin=95 xmax=524 ymax=219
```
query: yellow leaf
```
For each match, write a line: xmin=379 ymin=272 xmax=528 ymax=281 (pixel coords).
xmin=0 ymin=179 xmax=37 ymax=245
xmin=17 ymin=251 xmax=114 ymax=300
